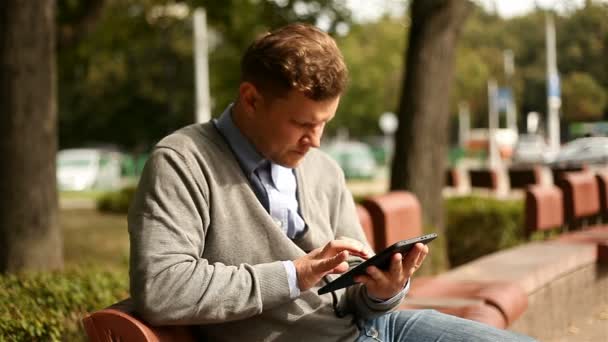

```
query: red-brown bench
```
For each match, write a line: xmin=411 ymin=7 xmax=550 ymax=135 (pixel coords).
xmin=524 ymin=184 xmax=564 ymax=238
xmin=595 ymin=171 xmax=608 ymax=222
xmin=556 ymin=171 xmax=600 ymax=230
xmin=361 ymin=191 xmax=422 ymax=251
xmin=356 ymin=203 xmax=375 ymax=252
xmin=404 ymin=278 xmax=528 ymax=329
xmin=83 ymin=190 xmax=526 ymax=341
xmin=82 ymin=299 xmax=195 ymax=342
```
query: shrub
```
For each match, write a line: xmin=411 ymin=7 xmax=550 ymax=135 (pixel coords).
xmin=445 ymin=196 xmax=525 ymax=267
xmin=97 ymin=186 xmax=137 ymax=214
xmin=0 ymin=267 xmax=128 ymax=341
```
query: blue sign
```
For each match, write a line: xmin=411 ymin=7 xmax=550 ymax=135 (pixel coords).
xmin=497 ymin=87 xmax=512 ymax=112
xmin=548 ymin=73 xmax=560 ymax=98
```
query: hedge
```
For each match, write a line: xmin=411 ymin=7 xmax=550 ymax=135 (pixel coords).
xmin=97 ymin=186 xmax=137 ymax=214
xmin=0 ymin=267 xmax=128 ymax=341
xmin=445 ymin=196 xmax=525 ymax=267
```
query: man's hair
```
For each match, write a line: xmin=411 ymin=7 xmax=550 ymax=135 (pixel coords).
xmin=241 ymin=23 xmax=348 ymax=101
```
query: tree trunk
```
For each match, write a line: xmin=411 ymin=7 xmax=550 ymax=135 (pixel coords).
xmin=0 ymin=0 xmax=62 ymax=272
xmin=390 ymin=0 xmax=471 ymax=244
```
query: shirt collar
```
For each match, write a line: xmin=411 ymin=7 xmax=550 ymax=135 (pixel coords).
xmin=214 ymin=104 xmax=266 ymax=176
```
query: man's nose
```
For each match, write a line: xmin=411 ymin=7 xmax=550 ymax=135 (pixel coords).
xmin=308 ymin=125 xmax=323 ymax=148
xmin=310 ymin=130 xmax=321 ymax=148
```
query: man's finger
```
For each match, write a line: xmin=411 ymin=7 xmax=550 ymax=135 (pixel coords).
xmin=402 ymin=243 xmax=423 ymax=267
xmin=366 ymin=265 xmax=387 ymax=283
xmin=354 ymin=274 xmax=372 ymax=285
xmin=337 ymin=236 xmax=373 ymax=259
xmin=323 ymin=240 xmax=370 ymax=259
xmin=390 ymin=253 xmax=404 ymax=279
xmin=314 ymin=250 xmax=348 ymax=274
xmin=413 ymin=244 xmax=428 ymax=268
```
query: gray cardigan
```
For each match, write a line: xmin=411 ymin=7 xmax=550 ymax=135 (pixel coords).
xmin=128 ymin=123 xmax=404 ymax=341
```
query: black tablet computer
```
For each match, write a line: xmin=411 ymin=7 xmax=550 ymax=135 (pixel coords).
xmin=317 ymin=233 xmax=437 ymax=295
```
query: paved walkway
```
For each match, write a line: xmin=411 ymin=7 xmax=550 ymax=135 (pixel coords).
xmin=548 ymin=304 xmax=608 ymax=341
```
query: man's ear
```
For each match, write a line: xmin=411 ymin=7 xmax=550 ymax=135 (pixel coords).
xmin=238 ymin=82 xmax=261 ymax=117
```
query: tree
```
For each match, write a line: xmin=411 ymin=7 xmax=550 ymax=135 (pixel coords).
xmin=562 ymin=72 xmax=607 ymax=121
xmin=0 ymin=0 xmax=62 ymax=272
xmin=332 ymin=17 xmax=407 ymax=138
xmin=390 ymin=0 xmax=472 ymax=258
xmin=56 ymin=0 xmax=353 ymax=151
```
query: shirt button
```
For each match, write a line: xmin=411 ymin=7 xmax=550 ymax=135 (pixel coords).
xmin=274 ymin=219 xmax=282 ymax=228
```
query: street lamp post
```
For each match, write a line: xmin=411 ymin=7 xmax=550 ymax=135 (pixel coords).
xmin=546 ymin=13 xmax=561 ymax=152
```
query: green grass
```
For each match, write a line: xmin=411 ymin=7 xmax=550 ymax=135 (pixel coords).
xmin=60 ymin=208 xmax=129 ymax=272
xmin=59 ymin=190 xmax=106 ymax=201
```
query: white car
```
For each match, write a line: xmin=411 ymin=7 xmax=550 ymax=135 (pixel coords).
xmin=552 ymin=137 xmax=608 ymax=166
xmin=512 ymin=134 xmax=555 ymax=165
xmin=57 ymin=148 xmax=123 ymax=191
xmin=323 ymin=141 xmax=377 ymax=179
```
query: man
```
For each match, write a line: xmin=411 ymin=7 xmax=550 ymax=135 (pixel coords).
xmin=129 ymin=23 xmax=533 ymax=341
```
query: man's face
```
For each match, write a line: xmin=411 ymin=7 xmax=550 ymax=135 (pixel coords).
xmin=250 ymin=89 xmax=339 ymax=168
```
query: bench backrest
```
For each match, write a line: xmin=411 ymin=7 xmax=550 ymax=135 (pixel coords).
xmin=361 ymin=191 xmax=422 ymax=251
xmin=524 ymin=185 xmax=564 ymax=237
xmin=82 ymin=299 xmax=195 ymax=342
xmin=557 ymin=171 xmax=600 ymax=227
xmin=355 ymin=204 xmax=375 ymax=251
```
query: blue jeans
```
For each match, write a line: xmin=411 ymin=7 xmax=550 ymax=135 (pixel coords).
xmin=356 ymin=310 xmax=536 ymax=342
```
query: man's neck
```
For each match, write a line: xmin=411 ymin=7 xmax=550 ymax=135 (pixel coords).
xmin=231 ymin=101 xmax=262 ymax=155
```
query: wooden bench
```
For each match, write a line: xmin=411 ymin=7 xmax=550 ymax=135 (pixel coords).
xmin=360 ymin=191 xmax=528 ymax=328
xmin=520 ymin=174 xmax=608 ymax=339
xmin=360 ymin=191 xmax=422 ymax=251
xmin=524 ymin=184 xmax=564 ymax=238
xmin=557 ymin=171 xmax=600 ymax=230
xmin=84 ymin=190 xmax=530 ymax=341
xmin=550 ymin=164 xmax=587 ymax=184
xmin=404 ymin=278 xmax=527 ymax=329
xmin=82 ymin=299 xmax=195 ymax=341
xmin=355 ymin=203 xmax=375 ymax=251
xmin=595 ymin=171 xmax=608 ymax=222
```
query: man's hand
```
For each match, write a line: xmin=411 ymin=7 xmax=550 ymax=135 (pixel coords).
xmin=294 ymin=239 xmax=371 ymax=291
xmin=354 ymin=243 xmax=428 ymax=300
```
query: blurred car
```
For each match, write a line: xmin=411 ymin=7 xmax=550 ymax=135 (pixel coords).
xmin=551 ymin=137 xmax=608 ymax=166
xmin=322 ymin=141 xmax=377 ymax=179
xmin=57 ymin=148 xmax=124 ymax=191
xmin=511 ymin=134 xmax=554 ymax=165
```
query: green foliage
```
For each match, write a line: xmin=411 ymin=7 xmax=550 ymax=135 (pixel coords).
xmin=97 ymin=186 xmax=137 ymax=213
xmin=445 ymin=196 xmax=525 ymax=267
xmin=562 ymin=72 xmax=607 ymax=120
xmin=57 ymin=0 xmax=352 ymax=151
xmin=332 ymin=17 xmax=406 ymax=137
xmin=56 ymin=1 xmax=608 ymax=148
xmin=454 ymin=3 xmax=608 ymax=126
xmin=0 ymin=267 xmax=128 ymax=341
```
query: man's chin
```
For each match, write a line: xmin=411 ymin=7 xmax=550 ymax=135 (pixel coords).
xmin=274 ymin=154 xmax=306 ymax=168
